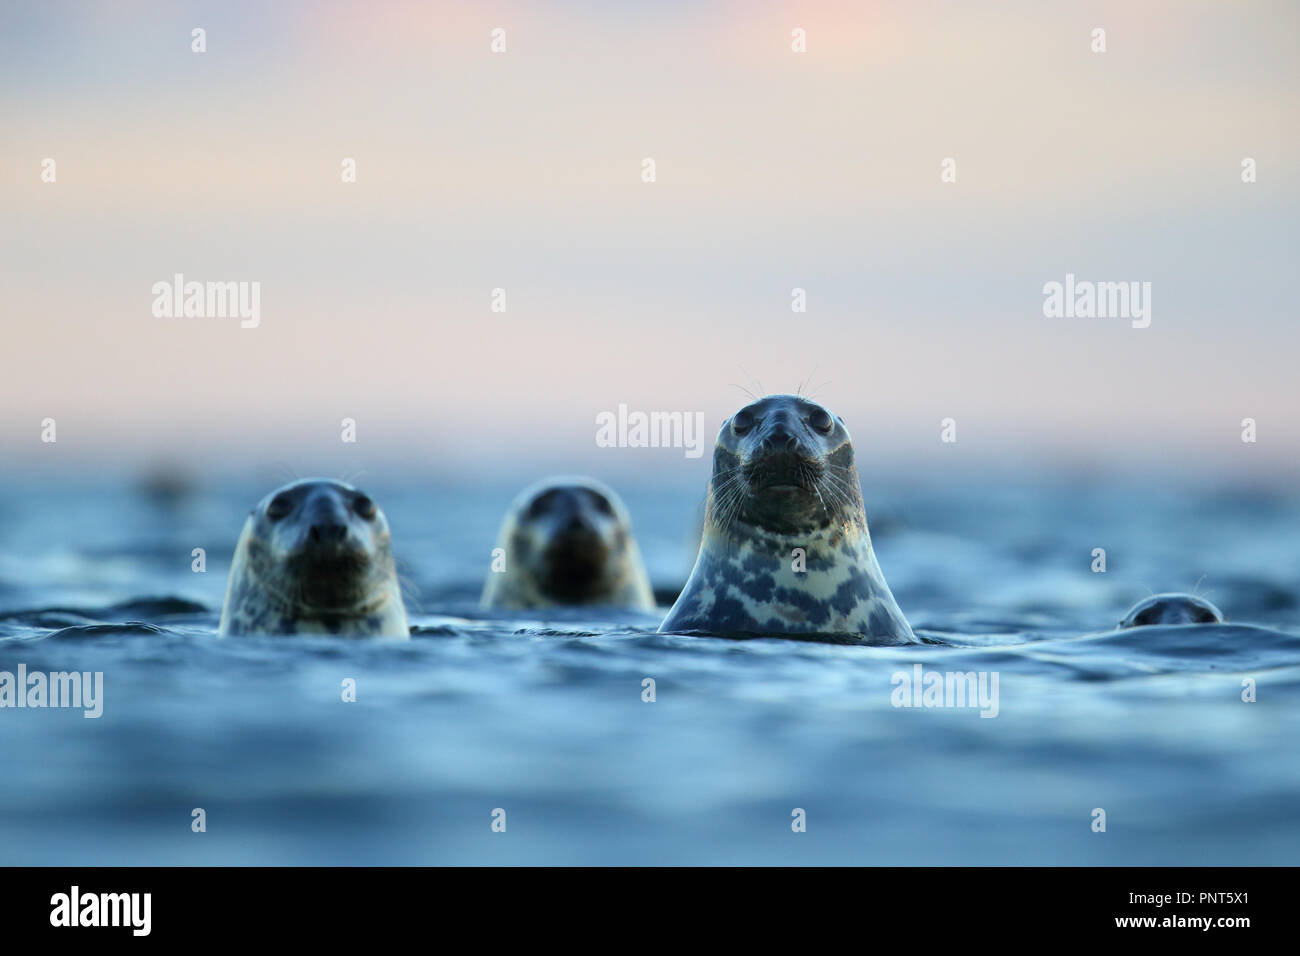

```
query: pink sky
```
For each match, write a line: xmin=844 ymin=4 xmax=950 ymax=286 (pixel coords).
xmin=3 ymin=0 xmax=1297 ymax=476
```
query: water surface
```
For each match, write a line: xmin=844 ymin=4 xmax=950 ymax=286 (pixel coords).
xmin=1 ymin=473 xmax=1297 ymax=865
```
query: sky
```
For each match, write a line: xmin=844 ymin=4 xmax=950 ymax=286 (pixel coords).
xmin=2 ymin=0 xmax=1297 ymax=479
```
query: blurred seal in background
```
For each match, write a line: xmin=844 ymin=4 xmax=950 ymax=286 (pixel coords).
xmin=481 ymin=476 xmax=655 ymax=611
xmin=1119 ymin=593 xmax=1224 ymax=628
xmin=219 ymin=479 xmax=409 ymax=637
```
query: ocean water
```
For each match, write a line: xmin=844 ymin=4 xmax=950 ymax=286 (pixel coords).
xmin=1 ymin=470 xmax=1298 ymax=865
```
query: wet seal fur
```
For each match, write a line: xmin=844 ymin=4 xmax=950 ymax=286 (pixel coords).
xmin=659 ymin=394 xmax=916 ymax=645
xmin=481 ymin=476 xmax=655 ymax=610
xmin=218 ymin=479 xmax=409 ymax=637
xmin=1119 ymin=593 xmax=1224 ymax=628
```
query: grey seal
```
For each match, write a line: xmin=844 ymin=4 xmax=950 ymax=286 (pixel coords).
xmin=481 ymin=476 xmax=655 ymax=611
xmin=659 ymin=394 xmax=916 ymax=644
xmin=1119 ymin=593 xmax=1224 ymax=628
xmin=218 ymin=478 xmax=409 ymax=637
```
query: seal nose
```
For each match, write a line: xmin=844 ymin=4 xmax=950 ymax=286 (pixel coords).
xmin=760 ymin=425 xmax=801 ymax=453
xmin=308 ymin=521 xmax=348 ymax=544
xmin=564 ymin=512 xmax=594 ymax=535
xmin=302 ymin=491 xmax=351 ymax=547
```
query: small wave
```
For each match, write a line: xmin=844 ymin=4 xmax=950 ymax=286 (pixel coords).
xmin=0 ymin=596 xmax=207 ymax=626
xmin=44 ymin=622 xmax=175 ymax=641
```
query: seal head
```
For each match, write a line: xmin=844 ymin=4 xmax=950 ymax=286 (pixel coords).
xmin=218 ymin=479 xmax=409 ymax=637
xmin=1119 ymin=593 xmax=1224 ymax=628
xmin=481 ymin=476 xmax=655 ymax=610
xmin=659 ymin=394 xmax=915 ymax=644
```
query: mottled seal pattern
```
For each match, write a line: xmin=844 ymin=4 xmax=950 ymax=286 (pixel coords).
xmin=218 ymin=479 xmax=409 ymax=637
xmin=1119 ymin=593 xmax=1224 ymax=628
xmin=659 ymin=394 xmax=916 ymax=645
xmin=481 ymin=476 xmax=655 ymax=611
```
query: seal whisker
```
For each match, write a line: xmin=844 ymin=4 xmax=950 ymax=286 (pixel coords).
xmin=820 ymin=468 xmax=867 ymax=506
xmin=820 ymin=469 xmax=859 ymax=497
xmin=270 ymin=462 xmax=300 ymax=484
xmin=729 ymin=383 xmax=758 ymax=401
xmin=395 ymin=562 xmax=423 ymax=615
xmin=710 ymin=477 xmax=749 ymax=538
xmin=737 ymin=365 xmax=765 ymax=397
xmin=708 ymin=470 xmax=752 ymax=511
xmin=809 ymin=479 xmax=831 ymax=516
xmin=709 ymin=472 xmax=749 ymax=498
xmin=816 ymin=468 xmax=859 ymax=502
xmin=804 ymin=379 xmax=832 ymax=400
xmin=815 ymin=472 xmax=852 ymax=512
xmin=796 ymin=365 xmax=820 ymax=400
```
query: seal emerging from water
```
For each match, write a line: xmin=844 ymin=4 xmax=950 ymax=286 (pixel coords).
xmin=481 ymin=476 xmax=655 ymax=611
xmin=218 ymin=479 xmax=409 ymax=637
xmin=1119 ymin=593 xmax=1224 ymax=628
xmin=659 ymin=394 xmax=916 ymax=644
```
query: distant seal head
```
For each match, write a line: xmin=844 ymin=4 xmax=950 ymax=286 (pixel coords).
xmin=218 ymin=479 xmax=409 ymax=637
xmin=481 ymin=476 xmax=655 ymax=611
xmin=659 ymin=394 xmax=916 ymax=644
xmin=1119 ymin=593 xmax=1224 ymax=628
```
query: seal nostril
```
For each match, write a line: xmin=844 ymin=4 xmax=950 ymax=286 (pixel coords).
xmin=309 ymin=523 xmax=347 ymax=544
xmin=762 ymin=428 xmax=799 ymax=452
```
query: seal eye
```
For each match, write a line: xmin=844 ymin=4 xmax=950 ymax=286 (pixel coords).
xmin=354 ymin=495 xmax=376 ymax=520
xmin=590 ymin=494 xmax=614 ymax=516
xmin=266 ymin=494 xmax=293 ymax=522
xmin=809 ymin=408 xmax=833 ymax=434
xmin=525 ymin=491 xmax=556 ymax=520
xmin=732 ymin=409 xmax=755 ymax=435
